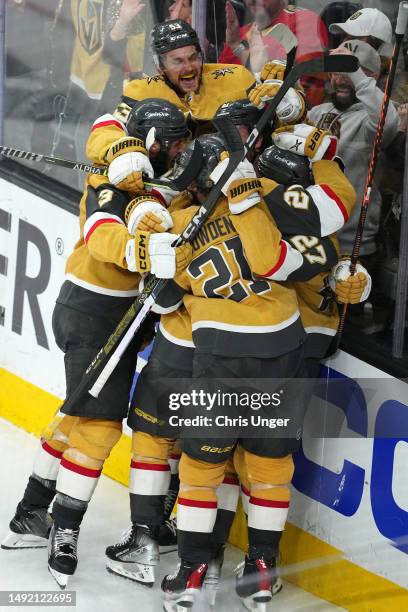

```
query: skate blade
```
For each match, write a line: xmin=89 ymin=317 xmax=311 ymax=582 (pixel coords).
xmin=106 ymin=557 xmax=155 ymax=587
xmin=48 ymin=566 xmax=70 ymax=590
xmin=1 ymin=531 xmax=48 ymax=549
xmin=272 ymin=577 xmax=283 ymax=595
xmin=204 ymin=582 xmax=218 ymax=607
xmin=163 ymin=602 xmax=193 ymax=612
xmin=241 ymin=590 xmax=272 ymax=612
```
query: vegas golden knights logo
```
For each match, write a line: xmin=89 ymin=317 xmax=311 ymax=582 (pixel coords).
xmin=77 ymin=0 xmax=104 ymax=55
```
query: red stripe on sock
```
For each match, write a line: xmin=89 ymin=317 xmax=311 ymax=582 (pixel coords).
xmin=41 ymin=441 xmax=63 ymax=459
xmin=178 ymin=497 xmax=217 ymax=509
xmin=249 ymin=496 xmax=289 ymax=508
xmin=222 ymin=476 xmax=239 ymax=486
xmin=241 ymin=484 xmax=250 ymax=497
xmin=60 ymin=458 xmax=102 ymax=478
xmin=130 ymin=461 xmax=170 ymax=471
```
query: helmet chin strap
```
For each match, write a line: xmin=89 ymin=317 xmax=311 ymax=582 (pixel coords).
xmin=145 ymin=127 xmax=156 ymax=153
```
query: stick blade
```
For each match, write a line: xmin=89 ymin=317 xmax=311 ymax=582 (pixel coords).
xmin=212 ymin=118 xmax=245 ymax=155
xmin=267 ymin=23 xmax=298 ymax=54
xmin=322 ymin=53 xmax=359 ymax=73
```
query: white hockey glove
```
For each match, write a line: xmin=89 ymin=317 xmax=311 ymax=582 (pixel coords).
xmin=125 ymin=232 xmax=192 ymax=278
xmin=249 ymin=79 xmax=306 ymax=124
xmin=127 ymin=197 xmax=173 ymax=234
xmin=273 ymin=124 xmax=338 ymax=161
xmin=209 ymin=155 xmax=262 ymax=214
xmin=329 ymin=258 xmax=372 ymax=304
xmin=106 ymin=137 xmax=154 ymax=193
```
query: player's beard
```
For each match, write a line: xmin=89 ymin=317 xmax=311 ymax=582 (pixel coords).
xmin=331 ymin=86 xmax=357 ymax=112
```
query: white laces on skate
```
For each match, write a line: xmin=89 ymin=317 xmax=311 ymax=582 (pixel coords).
xmin=166 ymin=561 xmax=181 ymax=581
xmin=54 ymin=528 xmax=78 ymax=558
xmin=163 ymin=490 xmax=178 ymax=516
xmin=164 ymin=518 xmax=177 ymax=537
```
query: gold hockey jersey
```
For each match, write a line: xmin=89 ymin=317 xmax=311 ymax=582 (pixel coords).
xmin=158 ymin=197 xmax=305 ymax=358
xmin=86 ymin=63 xmax=256 ymax=163
xmin=60 ymin=175 xmax=140 ymax=316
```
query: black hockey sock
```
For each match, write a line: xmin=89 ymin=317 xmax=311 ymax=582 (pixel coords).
xmin=130 ymin=492 xmax=165 ymax=527
xmin=52 ymin=493 xmax=88 ymax=530
xmin=163 ymin=473 xmax=180 ymax=521
xmin=248 ymin=527 xmax=282 ymax=561
xmin=211 ymin=509 xmax=235 ymax=557
xmin=18 ymin=474 xmax=56 ymax=512
xmin=178 ymin=530 xmax=212 ymax=564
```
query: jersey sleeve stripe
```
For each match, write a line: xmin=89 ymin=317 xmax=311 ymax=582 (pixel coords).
xmin=261 ymin=240 xmax=303 ymax=281
xmin=84 ymin=214 xmax=123 ymax=244
xmin=306 ymin=184 xmax=348 ymax=236
xmin=91 ymin=114 xmax=125 ymax=132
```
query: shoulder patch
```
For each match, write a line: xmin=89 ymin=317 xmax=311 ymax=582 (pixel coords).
xmin=210 ymin=67 xmax=236 ymax=79
xmin=146 ymin=75 xmax=165 ymax=85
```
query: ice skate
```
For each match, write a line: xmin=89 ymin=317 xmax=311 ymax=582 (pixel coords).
xmin=48 ymin=524 xmax=79 ymax=590
xmin=203 ymin=544 xmax=225 ymax=607
xmin=159 ymin=517 xmax=178 ymax=554
xmin=105 ymin=524 xmax=159 ymax=586
xmin=235 ymin=556 xmax=282 ymax=611
xmin=1 ymin=505 xmax=52 ymax=550
xmin=162 ymin=560 xmax=208 ymax=611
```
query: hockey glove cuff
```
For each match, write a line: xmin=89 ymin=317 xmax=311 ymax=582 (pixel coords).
xmin=273 ymin=124 xmax=338 ymax=161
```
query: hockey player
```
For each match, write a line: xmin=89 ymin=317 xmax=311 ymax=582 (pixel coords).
xmin=1 ymin=100 xmax=193 ymax=589
xmin=85 ymin=19 xmax=307 ymax=194
xmin=104 ymin=119 xmax=360 ymax=597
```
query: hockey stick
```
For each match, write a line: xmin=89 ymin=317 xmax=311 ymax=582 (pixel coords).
xmin=60 ymin=53 xmax=359 ymax=410
xmin=0 ymin=142 xmax=203 ymax=192
xmin=267 ymin=23 xmax=298 ymax=75
xmin=336 ymin=0 xmax=408 ymax=340
xmin=0 ymin=145 xmax=107 ymax=175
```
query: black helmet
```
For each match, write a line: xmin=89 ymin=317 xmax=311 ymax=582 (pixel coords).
xmin=126 ymin=98 xmax=191 ymax=151
xmin=174 ymin=133 xmax=225 ymax=193
xmin=215 ymin=99 xmax=261 ymax=130
xmin=151 ymin=19 xmax=201 ymax=62
xmin=257 ymin=145 xmax=312 ymax=188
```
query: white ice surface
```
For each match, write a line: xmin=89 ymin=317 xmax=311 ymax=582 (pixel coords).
xmin=0 ymin=418 xmax=343 ymax=612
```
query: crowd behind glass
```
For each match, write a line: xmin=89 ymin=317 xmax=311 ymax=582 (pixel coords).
xmin=3 ymin=0 xmax=407 ymax=353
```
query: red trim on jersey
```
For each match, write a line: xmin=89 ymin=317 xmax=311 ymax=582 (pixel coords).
xmin=222 ymin=476 xmax=240 ymax=486
xmin=320 ymin=184 xmax=349 ymax=223
xmin=60 ymin=458 xmax=101 ymax=478
xmin=91 ymin=118 xmax=124 ymax=132
xmin=178 ymin=497 xmax=217 ymax=509
xmin=84 ymin=217 xmax=121 ymax=244
xmin=150 ymin=188 xmax=167 ymax=207
xmin=323 ymin=138 xmax=338 ymax=161
xmin=262 ymin=241 xmax=287 ymax=277
xmin=130 ymin=461 xmax=170 ymax=471
xmin=249 ymin=496 xmax=289 ymax=508
xmin=41 ymin=441 xmax=63 ymax=459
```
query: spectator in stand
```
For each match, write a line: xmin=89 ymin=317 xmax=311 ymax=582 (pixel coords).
xmin=218 ymin=0 xmax=328 ymax=73
xmin=328 ymin=7 xmax=392 ymax=53
xmin=308 ymin=40 xmax=398 ymax=331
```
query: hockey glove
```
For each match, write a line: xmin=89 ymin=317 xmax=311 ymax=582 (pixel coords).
xmin=259 ymin=59 xmax=287 ymax=83
xmin=273 ymin=124 xmax=338 ymax=161
xmin=106 ymin=137 xmax=154 ymax=193
xmin=210 ymin=154 xmax=262 ymax=214
xmin=249 ymin=80 xmax=306 ymax=124
xmin=125 ymin=232 xmax=192 ymax=278
xmin=126 ymin=196 xmax=174 ymax=234
xmin=329 ymin=258 xmax=372 ymax=304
